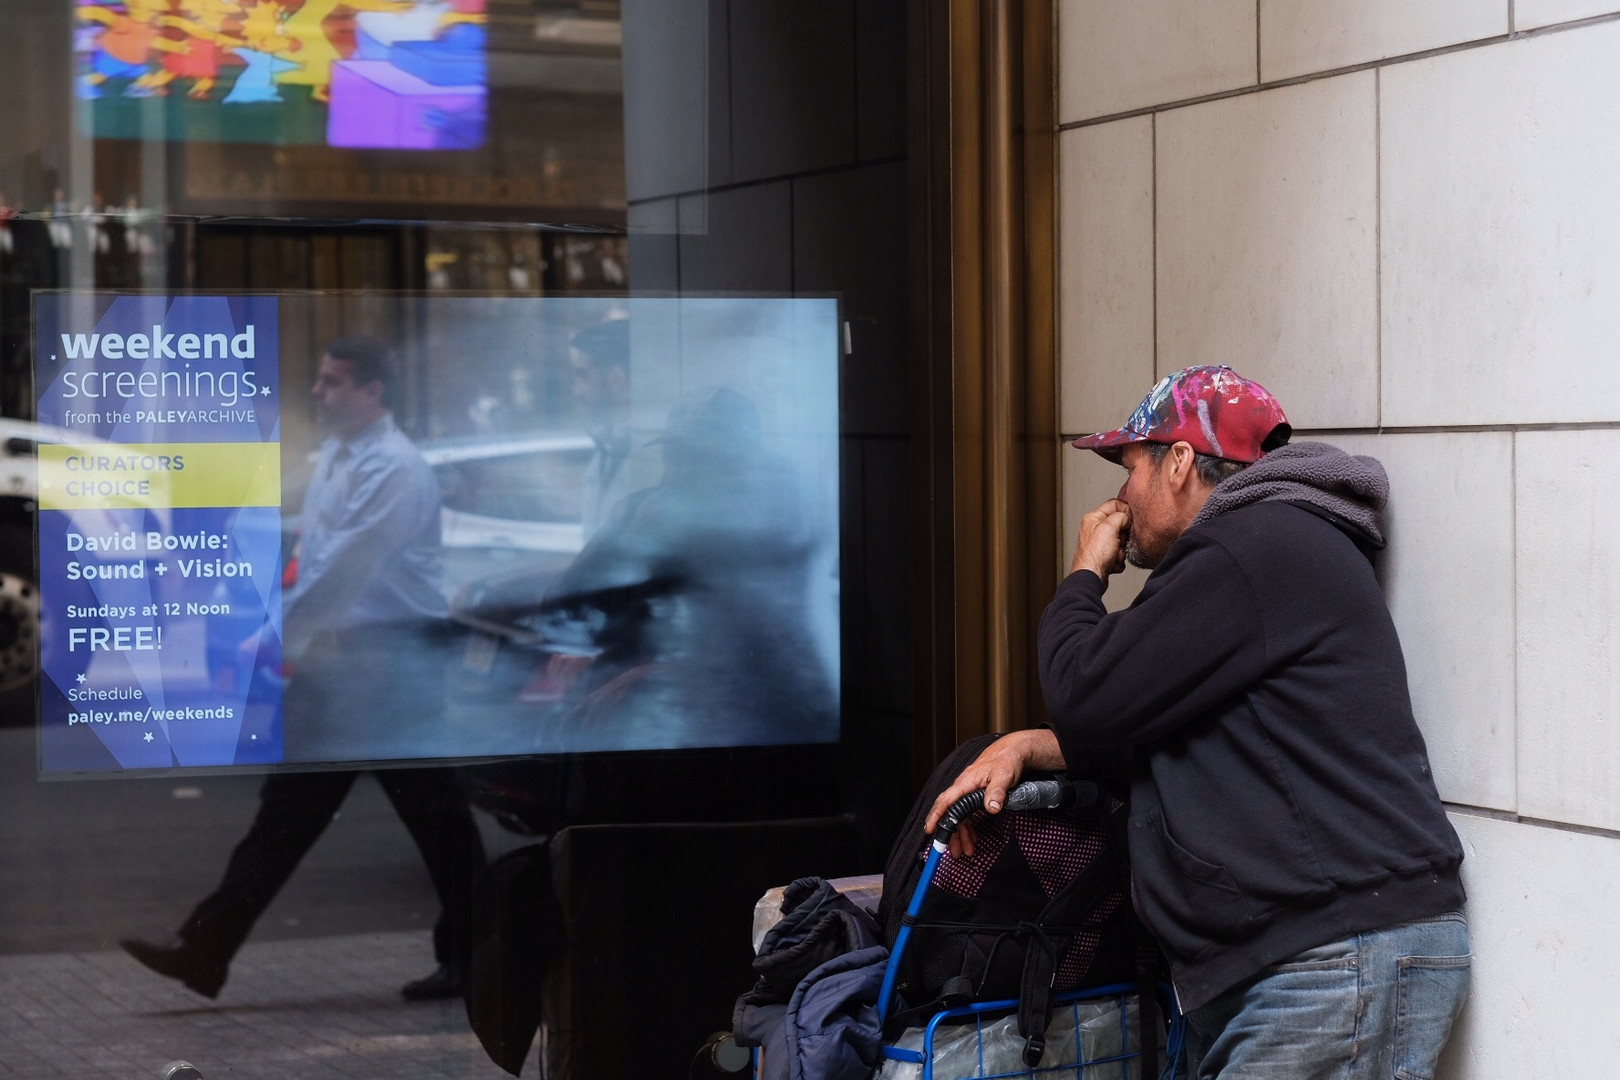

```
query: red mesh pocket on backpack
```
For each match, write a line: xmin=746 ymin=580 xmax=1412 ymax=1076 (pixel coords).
xmin=930 ymin=811 xmax=1012 ymax=896
xmin=1014 ymin=813 xmax=1105 ymax=897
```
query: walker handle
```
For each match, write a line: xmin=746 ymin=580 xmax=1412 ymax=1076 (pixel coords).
xmin=931 ymin=778 xmax=1097 ymax=844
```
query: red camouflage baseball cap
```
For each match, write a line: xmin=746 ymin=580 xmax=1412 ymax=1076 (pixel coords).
xmin=1071 ymin=365 xmax=1291 ymax=464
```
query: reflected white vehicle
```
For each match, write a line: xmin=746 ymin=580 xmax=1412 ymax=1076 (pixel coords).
xmin=284 ymin=429 xmax=594 ymax=594
xmin=416 ymin=432 xmax=596 ymax=742
xmin=1 ymin=418 xmax=61 ymax=713
xmin=421 ymin=432 xmax=593 ymax=578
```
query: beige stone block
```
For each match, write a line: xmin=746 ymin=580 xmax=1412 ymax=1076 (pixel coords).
xmin=1259 ymin=0 xmax=1505 ymax=82
xmin=1058 ymin=0 xmax=1256 ymax=123
xmin=1438 ymin=814 xmax=1620 ymax=1079
xmin=1514 ymin=0 xmax=1620 ymax=30
xmin=1515 ymin=430 xmax=1620 ymax=832
xmin=1382 ymin=24 xmax=1620 ymax=425
xmin=1157 ymin=72 xmax=1379 ymax=429
xmin=1332 ymin=432 xmax=1516 ymax=813
xmin=1059 ymin=118 xmax=1156 ymax=436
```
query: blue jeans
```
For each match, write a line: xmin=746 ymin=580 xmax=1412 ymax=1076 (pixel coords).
xmin=1184 ymin=912 xmax=1470 ymax=1080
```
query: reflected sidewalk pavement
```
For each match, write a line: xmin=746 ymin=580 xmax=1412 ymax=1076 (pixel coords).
xmin=0 ymin=725 xmax=528 ymax=1075
xmin=0 ymin=932 xmax=519 ymax=1079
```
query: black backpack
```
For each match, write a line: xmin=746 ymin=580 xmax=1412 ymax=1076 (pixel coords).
xmin=877 ymin=734 xmax=1163 ymax=1071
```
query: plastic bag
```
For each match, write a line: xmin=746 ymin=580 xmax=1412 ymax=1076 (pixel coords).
xmin=876 ymin=994 xmax=1144 ymax=1080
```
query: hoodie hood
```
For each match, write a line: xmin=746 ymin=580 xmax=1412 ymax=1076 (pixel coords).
xmin=1191 ymin=441 xmax=1388 ymax=548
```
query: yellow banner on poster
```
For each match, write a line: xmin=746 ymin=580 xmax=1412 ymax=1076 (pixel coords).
xmin=37 ymin=442 xmax=281 ymax=511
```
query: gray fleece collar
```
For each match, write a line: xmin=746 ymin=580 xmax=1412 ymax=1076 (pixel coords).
xmin=1191 ymin=441 xmax=1388 ymax=547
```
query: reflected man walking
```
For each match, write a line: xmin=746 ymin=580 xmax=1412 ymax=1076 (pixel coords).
xmin=121 ymin=335 xmax=486 ymax=1002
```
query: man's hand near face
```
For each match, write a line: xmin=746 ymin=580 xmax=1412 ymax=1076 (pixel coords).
xmin=1071 ymin=498 xmax=1130 ymax=581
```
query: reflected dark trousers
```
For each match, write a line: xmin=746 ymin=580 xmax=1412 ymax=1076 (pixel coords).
xmin=179 ymin=768 xmax=483 ymax=969
xmin=178 ymin=624 xmax=486 ymax=972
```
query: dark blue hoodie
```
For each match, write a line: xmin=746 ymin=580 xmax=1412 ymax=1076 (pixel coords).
xmin=1039 ymin=443 xmax=1465 ymax=1012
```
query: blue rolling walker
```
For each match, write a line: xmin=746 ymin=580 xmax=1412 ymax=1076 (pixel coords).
xmin=872 ymin=780 xmax=1188 ymax=1080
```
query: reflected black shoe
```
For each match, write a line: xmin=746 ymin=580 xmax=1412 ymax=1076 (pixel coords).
xmin=119 ymin=936 xmax=228 ymax=999
xmin=401 ymin=963 xmax=462 ymax=1001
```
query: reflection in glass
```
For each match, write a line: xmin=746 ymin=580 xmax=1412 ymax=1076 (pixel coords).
xmin=32 ymin=293 xmax=841 ymax=772
xmin=75 ymin=0 xmax=490 ymax=150
xmin=432 ymin=295 xmax=843 ymax=759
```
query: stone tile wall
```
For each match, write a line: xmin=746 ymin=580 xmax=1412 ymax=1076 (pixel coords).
xmin=1056 ymin=4 xmax=1620 ymax=1071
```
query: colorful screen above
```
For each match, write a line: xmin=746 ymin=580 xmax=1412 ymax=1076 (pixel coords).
xmin=75 ymin=0 xmax=488 ymax=149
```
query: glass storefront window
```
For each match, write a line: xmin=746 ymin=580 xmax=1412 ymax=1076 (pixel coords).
xmin=0 ymin=2 xmax=910 ymax=1076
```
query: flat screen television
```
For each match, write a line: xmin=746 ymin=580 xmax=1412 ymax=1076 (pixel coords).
xmin=33 ymin=292 xmax=841 ymax=776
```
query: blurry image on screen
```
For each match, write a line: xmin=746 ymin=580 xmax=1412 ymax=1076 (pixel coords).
xmin=33 ymin=294 xmax=840 ymax=775
xmin=289 ymin=295 xmax=840 ymax=765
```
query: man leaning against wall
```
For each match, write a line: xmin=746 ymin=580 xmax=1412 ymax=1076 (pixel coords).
xmin=928 ymin=366 xmax=1470 ymax=1079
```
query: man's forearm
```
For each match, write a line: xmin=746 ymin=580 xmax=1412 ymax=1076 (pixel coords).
xmin=1013 ymin=727 xmax=1068 ymax=771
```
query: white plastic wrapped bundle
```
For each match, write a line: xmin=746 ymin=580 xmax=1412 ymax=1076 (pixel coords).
xmin=876 ymin=993 xmax=1145 ymax=1080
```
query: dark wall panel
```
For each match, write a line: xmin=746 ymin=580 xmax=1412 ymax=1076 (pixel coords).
xmin=792 ymin=161 xmax=909 ymax=436
xmin=860 ymin=436 xmax=913 ymax=717
xmin=676 ymin=182 xmax=792 ymax=292
xmin=856 ymin=0 xmax=908 ymax=161
xmin=728 ymin=0 xmax=857 ymax=183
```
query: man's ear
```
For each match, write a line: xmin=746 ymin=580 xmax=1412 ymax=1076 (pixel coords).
xmin=1166 ymin=441 xmax=1198 ymax=489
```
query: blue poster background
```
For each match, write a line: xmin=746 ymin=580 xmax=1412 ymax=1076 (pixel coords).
xmin=35 ymin=294 xmax=284 ymax=774
xmin=37 ymin=294 xmax=280 ymax=444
